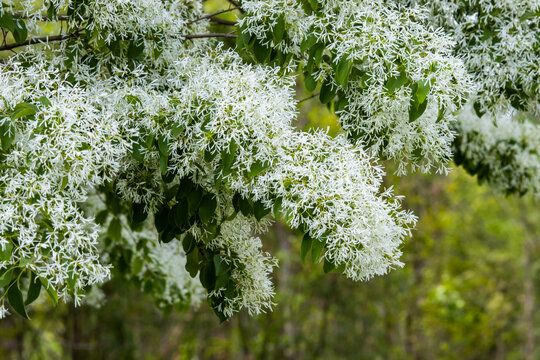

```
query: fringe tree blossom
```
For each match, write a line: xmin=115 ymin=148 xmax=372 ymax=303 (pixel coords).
xmin=239 ymin=0 xmax=471 ymax=173
xmin=0 ymin=0 xmax=537 ymax=321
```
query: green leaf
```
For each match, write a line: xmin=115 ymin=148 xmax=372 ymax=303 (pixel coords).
xmin=248 ymin=160 xmax=270 ymax=178
xmin=107 ymin=218 xmax=122 ymax=241
xmin=309 ymin=43 xmax=324 ymax=66
xmin=221 ymin=140 xmax=237 ymax=174
xmin=0 ymin=242 xmax=12 ymax=262
xmin=204 ymin=149 xmax=218 ymax=163
xmin=301 ymin=234 xmax=312 ymax=263
xmin=320 ymin=80 xmax=336 ymax=104
xmin=37 ymin=96 xmax=51 ymax=107
xmin=177 ymin=177 xmax=194 ymax=199
xmin=11 ymin=103 xmax=38 ymax=121
xmin=214 ymin=254 xmax=229 ymax=276
xmin=160 ymin=228 xmax=175 ymax=243
xmin=131 ymin=141 xmax=145 ymax=162
xmin=0 ymin=268 xmax=13 ymax=289
xmin=12 ymin=18 xmax=28 ymax=44
xmin=157 ymin=135 xmax=170 ymax=156
xmin=200 ymin=259 xmax=216 ymax=291
xmin=273 ymin=197 xmax=283 ymax=218
xmin=159 ymin=153 xmax=168 ymax=175
xmin=132 ymin=256 xmax=144 ymax=274
xmin=8 ymin=279 xmax=29 ymax=319
xmin=274 ymin=15 xmax=286 ymax=42
xmin=132 ymin=202 xmax=148 ymax=224
xmin=0 ymin=13 xmax=15 ymax=33
xmin=199 ymin=195 xmax=217 ymax=224
xmin=335 ymin=57 xmax=352 ymax=88
xmin=40 ymin=278 xmax=58 ymax=306
xmin=187 ymin=187 xmax=203 ymax=216
xmin=300 ymin=34 xmax=317 ymax=53
xmin=253 ymin=200 xmax=271 ymax=221
xmin=25 ymin=272 xmax=42 ymax=306
xmin=182 ymin=233 xmax=196 ymax=254
xmin=215 ymin=271 xmax=230 ymax=290
xmin=95 ymin=210 xmax=108 ymax=226
xmin=127 ymin=39 xmax=145 ymax=59
xmin=238 ymin=196 xmax=253 ymax=217
xmin=415 ymin=79 xmax=431 ymax=104
xmin=323 ymin=258 xmax=335 ymax=273
xmin=311 ymin=239 xmax=325 ymax=264
xmin=385 ymin=71 xmax=408 ymax=95
xmin=304 ymin=72 xmax=317 ymax=92
xmin=173 ymin=203 xmax=189 ymax=228
xmin=253 ymin=40 xmax=271 ymax=63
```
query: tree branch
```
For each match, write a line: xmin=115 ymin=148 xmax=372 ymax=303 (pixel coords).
xmin=0 ymin=34 xmax=75 ymax=52
xmin=187 ymin=7 xmax=241 ymax=25
xmin=298 ymin=93 xmax=319 ymax=103
xmin=183 ymin=33 xmax=238 ymax=39
xmin=210 ymin=17 xmax=237 ymax=26
xmin=11 ymin=12 xmax=69 ymax=21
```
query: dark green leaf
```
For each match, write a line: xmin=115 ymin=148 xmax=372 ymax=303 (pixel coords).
xmin=221 ymin=140 xmax=237 ymax=174
xmin=238 ymin=196 xmax=253 ymax=217
xmin=182 ymin=233 xmax=196 ymax=254
xmin=25 ymin=272 xmax=42 ymax=305
xmin=155 ymin=208 xmax=169 ymax=232
xmin=304 ymin=72 xmax=317 ymax=92
xmin=0 ymin=13 xmax=15 ymax=33
xmin=173 ymin=203 xmax=189 ymax=228
xmin=253 ymin=200 xmax=271 ymax=221
xmin=273 ymin=197 xmax=283 ymax=218
xmin=12 ymin=18 xmax=28 ymax=44
xmin=157 ymin=135 xmax=170 ymax=156
xmin=385 ymin=71 xmax=408 ymax=95
xmin=415 ymin=79 xmax=431 ymax=104
xmin=320 ymin=80 xmax=337 ymax=104
xmin=311 ymin=239 xmax=325 ymax=264
xmin=8 ymin=280 xmax=29 ymax=319
xmin=127 ymin=39 xmax=145 ymax=59
xmin=132 ymin=202 xmax=148 ymax=224
xmin=248 ymin=160 xmax=270 ymax=178
xmin=199 ymin=195 xmax=217 ymax=224
xmin=159 ymin=153 xmax=168 ymax=175
xmin=253 ymin=40 xmax=271 ymax=63
xmin=214 ymin=254 xmax=229 ymax=276
xmin=301 ymin=234 xmax=312 ymax=263
xmin=309 ymin=43 xmax=324 ymax=66
xmin=335 ymin=57 xmax=352 ymax=88
xmin=131 ymin=141 xmax=145 ymax=162
xmin=300 ymin=34 xmax=317 ymax=53
xmin=0 ymin=242 xmax=12 ymax=262
xmin=107 ymin=218 xmax=122 ymax=241
xmin=274 ymin=15 xmax=285 ymax=42
xmin=323 ymin=258 xmax=335 ymax=273
xmin=187 ymin=187 xmax=203 ymax=216
xmin=200 ymin=260 xmax=216 ymax=291
xmin=185 ymin=248 xmax=200 ymax=277
xmin=0 ymin=268 xmax=13 ymax=289
xmin=40 ymin=278 xmax=58 ymax=306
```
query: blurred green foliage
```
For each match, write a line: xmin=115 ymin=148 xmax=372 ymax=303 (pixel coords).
xmin=1 ymin=161 xmax=539 ymax=360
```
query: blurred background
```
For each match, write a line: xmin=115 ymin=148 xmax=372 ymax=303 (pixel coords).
xmin=2 ymin=2 xmax=540 ymax=359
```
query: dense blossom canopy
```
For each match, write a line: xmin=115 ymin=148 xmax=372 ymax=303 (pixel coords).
xmin=0 ymin=0 xmax=538 ymax=320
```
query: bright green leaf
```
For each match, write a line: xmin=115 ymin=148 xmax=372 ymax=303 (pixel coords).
xmin=8 ymin=279 xmax=29 ymax=319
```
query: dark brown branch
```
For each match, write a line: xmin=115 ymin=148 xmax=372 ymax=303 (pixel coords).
xmin=183 ymin=33 xmax=238 ymax=39
xmin=298 ymin=93 xmax=319 ymax=103
xmin=187 ymin=7 xmax=241 ymax=25
xmin=210 ymin=17 xmax=237 ymax=26
xmin=11 ymin=12 xmax=69 ymax=21
xmin=0 ymin=34 xmax=75 ymax=52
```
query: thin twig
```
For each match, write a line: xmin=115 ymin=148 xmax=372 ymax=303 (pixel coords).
xmin=186 ymin=7 xmax=241 ymax=25
xmin=298 ymin=93 xmax=319 ymax=103
xmin=11 ymin=12 xmax=69 ymax=21
xmin=0 ymin=34 xmax=76 ymax=52
xmin=210 ymin=17 xmax=237 ymax=26
xmin=183 ymin=33 xmax=238 ymax=39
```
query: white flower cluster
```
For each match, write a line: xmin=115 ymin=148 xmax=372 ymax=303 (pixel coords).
xmin=239 ymin=0 xmax=471 ymax=173
xmin=454 ymin=104 xmax=540 ymax=197
xmin=402 ymin=0 xmax=540 ymax=195
xmin=164 ymin=51 xmax=417 ymax=281
xmin=410 ymin=0 xmax=540 ymax=113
